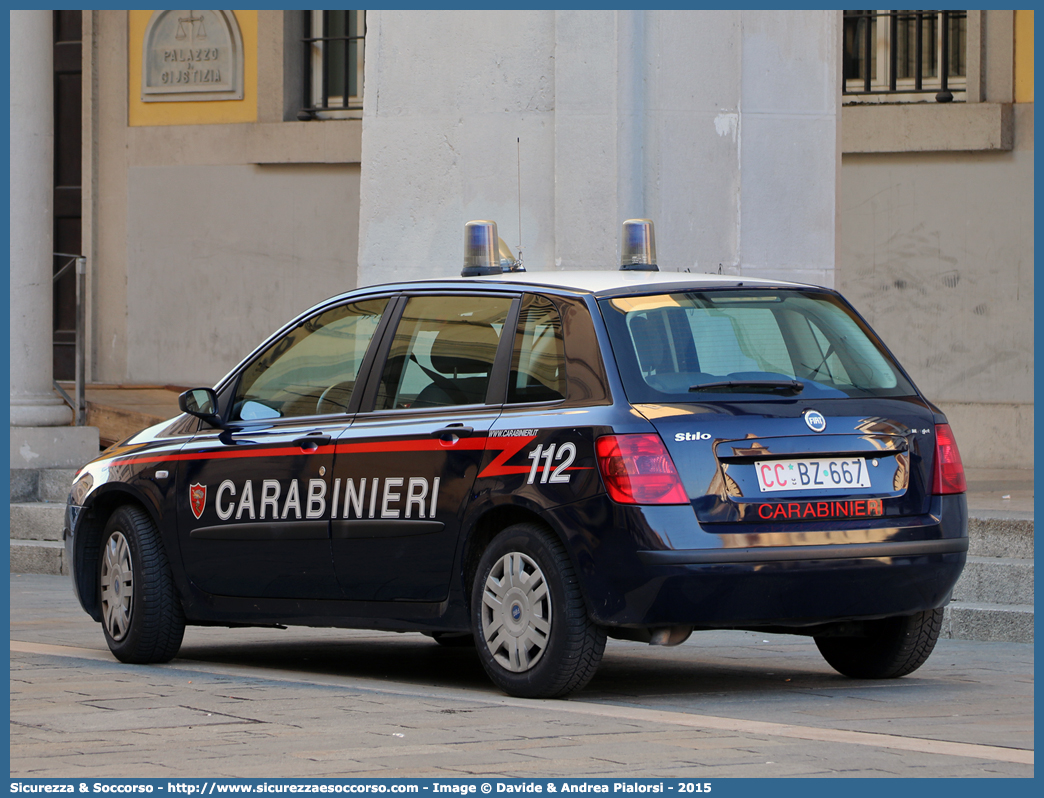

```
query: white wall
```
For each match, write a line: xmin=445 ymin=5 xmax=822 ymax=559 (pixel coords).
xmin=125 ymin=164 xmax=360 ymax=385
xmin=840 ymin=104 xmax=1034 ymax=468
xmin=357 ymin=10 xmax=839 ymax=286
xmin=86 ymin=11 xmax=365 ymax=387
xmin=358 ymin=10 xmax=557 ymax=283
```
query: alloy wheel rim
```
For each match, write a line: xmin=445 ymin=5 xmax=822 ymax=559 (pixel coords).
xmin=480 ymin=551 xmax=551 ymax=672
xmin=100 ymin=531 xmax=134 ymax=641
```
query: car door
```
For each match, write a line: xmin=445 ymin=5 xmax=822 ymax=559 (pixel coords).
xmin=328 ymin=292 xmax=519 ymax=601
xmin=177 ymin=296 xmax=392 ymax=599
xmin=481 ymin=292 xmax=607 ymax=518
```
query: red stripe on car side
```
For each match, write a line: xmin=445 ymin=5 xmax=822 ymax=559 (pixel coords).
xmin=477 ymin=436 xmax=538 ymax=478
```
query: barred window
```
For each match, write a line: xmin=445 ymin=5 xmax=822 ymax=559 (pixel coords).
xmin=843 ymin=10 xmax=966 ymax=103
xmin=300 ymin=10 xmax=365 ymax=119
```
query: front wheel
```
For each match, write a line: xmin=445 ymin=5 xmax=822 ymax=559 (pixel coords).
xmin=99 ymin=505 xmax=186 ymax=663
xmin=815 ymin=608 xmax=944 ymax=679
xmin=472 ymin=523 xmax=605 ymax=698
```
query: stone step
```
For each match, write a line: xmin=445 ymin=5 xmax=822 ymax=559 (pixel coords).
xmin=10 ymin=539 xmax=67 ymax=576
xmin=9 ymin=502 xmax=66 ymax=541
xmin=967 ymin=513 xmax=1034 ymax=558
xmin=943 ymin=601 xmax=1034 ymax=644
xmin=952 ymin=555 xmax=1034 ymax=606
xmin=10 ymin=468 xmax=78 ymax=503
xmin=10 ymin=425 xmax=100 ymax=470
xmin=956 ymin=513 xmax=1035 ymax=643
xmin=38 ymin=469 xmax=77 ymax=502
xmin=10 ymin=470 xmax=35 ymax=503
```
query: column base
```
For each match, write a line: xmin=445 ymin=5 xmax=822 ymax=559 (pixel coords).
xmin=10 ymin=393 xmax=75 ymax=427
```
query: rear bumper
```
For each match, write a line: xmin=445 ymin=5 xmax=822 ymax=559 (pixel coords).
xmin=612 ymin=549 xmax=966 ymax=629
xmin=546 ymin=493 xmax=968 ymax=629
xmin=638 ymin=537 xmax=966 ymax=565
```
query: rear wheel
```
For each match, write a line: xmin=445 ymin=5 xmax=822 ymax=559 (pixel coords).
xmin=814 ymin=608 xmax=944 ymax=679
xmin=472 ymin=523 xmax=605 ymax=698
xmin=99 ymin=505 xmax=185 ymax=663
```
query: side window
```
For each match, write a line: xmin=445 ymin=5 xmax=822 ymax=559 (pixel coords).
xmin=232 ymin=297 xmax=388 ymax=421
xmin=508 ymin=295 xmax=565 ymax=403
xmin=375 ymin=295 xmax=514 ymax=411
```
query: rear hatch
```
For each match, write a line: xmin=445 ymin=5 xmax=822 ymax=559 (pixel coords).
xmin=598 ymin=287 xmax=939 ymax=528
xmin=637 ymin=399 xmax=935 ymax=524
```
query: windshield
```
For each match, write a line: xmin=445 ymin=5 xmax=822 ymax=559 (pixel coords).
xmin=599 ymin=289 xmax=917 ymax=402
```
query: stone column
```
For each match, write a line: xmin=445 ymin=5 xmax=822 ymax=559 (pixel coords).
xmin=9 ymin=10 xmax=97 ymax=471
xmin=9 ymin=10 xmax=72 ymax=427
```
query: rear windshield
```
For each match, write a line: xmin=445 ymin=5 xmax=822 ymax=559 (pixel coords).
xmin=599 ymin=289 xmax=917 ymax=402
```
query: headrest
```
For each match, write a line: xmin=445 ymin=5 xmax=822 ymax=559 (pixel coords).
xmin=629 ymin=315 xmax=669 ymax=373
xmin=429 ymin=322 xmax=501 ymax=375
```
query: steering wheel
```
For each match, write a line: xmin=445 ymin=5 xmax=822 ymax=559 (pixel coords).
xmin=316 ymin=381 xmax=355 ymax=415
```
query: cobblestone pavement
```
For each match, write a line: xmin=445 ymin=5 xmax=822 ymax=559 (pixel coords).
xmin=10 ymin=574 xmax=1034 ymax=779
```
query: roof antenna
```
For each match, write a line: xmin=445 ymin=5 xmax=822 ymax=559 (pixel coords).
xmin=516 ymin=137 xmax=524 ymax=269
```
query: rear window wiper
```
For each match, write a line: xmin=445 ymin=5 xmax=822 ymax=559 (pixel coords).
xmin=688 ymin=379 xmax=804 ymax=396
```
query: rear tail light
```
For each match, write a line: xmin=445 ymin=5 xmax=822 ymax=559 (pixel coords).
xmin=931 ymin=423 xmax=966 ymax=495
xmin=595 ymin=434 xmax=689 ymax=505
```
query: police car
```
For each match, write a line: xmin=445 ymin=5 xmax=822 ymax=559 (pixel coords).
xmin=64 ymin=219 xmax=968 ymax=698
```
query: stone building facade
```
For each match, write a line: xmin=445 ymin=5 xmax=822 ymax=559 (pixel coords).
xmin=8 ymin=10 xmax=1033 ymax=469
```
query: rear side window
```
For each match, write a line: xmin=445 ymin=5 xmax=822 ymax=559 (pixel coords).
xmin=375 ymin=295 xmax=514 ymax=410
xmin=508 ymin=295 xmax=566 ymax=404
xmin=600 ymin=290 xmax=916 ymax=402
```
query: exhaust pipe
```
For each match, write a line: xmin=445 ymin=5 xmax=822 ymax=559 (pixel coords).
xmin=648 ymin=625 xmax=693 ymax=647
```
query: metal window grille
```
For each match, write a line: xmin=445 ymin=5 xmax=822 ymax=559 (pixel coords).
xmin=843 ymin=10 xmax=966 ymax=102
xmin=300 ymin=10 xmax=365 ymax=119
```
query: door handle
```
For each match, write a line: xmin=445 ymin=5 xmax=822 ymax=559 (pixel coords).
xmin=294 ymin=433 xmax=332 ymax=451
xmin=429 ymin=425 xmax=474 ymax=442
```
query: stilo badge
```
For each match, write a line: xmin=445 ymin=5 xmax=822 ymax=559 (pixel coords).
xmin=189 ymin=483 xmax=207 ymax=520
xmin=804 ymin=410 xmax=827 ymax=433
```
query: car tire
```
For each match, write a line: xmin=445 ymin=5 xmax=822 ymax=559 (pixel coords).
xmin=99 ymin=504 xmax=186 ymax=664
xmin=814 ymin=608 xmax=944 ymax=679
xmin=431 ymin=632 xmax=475 ymax=648
xmin=471 ymin=522 xmax=606 ymax=698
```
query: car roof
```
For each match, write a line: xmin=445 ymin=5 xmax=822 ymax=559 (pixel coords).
xmin=359 ymin=270 xmax=817 ymax=299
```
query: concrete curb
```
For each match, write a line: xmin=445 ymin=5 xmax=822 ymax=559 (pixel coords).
xmin=943 ymin=601 xmax=1034 ymax=643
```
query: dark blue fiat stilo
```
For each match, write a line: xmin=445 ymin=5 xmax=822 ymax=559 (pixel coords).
xmin=65 ymin=220 xmax=968 ymax=698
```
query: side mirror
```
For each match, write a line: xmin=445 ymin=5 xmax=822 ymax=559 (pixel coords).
xmin=178 ymin=388 xmax=225 ymax=428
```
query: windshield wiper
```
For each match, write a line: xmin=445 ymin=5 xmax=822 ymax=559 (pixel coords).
xmin=688 ymin=379 xmax=804 ymax=396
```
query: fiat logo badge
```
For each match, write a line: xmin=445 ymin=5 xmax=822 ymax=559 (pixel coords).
xmin=804 ymin=410 xmax=827 ymax=433
xmin=511 ymin=604 xmax=522 ymax=621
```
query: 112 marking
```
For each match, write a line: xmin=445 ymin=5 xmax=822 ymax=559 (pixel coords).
xmin=526 ymin=443 xmax=576 ymax=484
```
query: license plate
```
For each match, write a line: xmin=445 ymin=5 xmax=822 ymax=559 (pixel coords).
xmin=755 ymin=457 xmax=872 ymax=492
